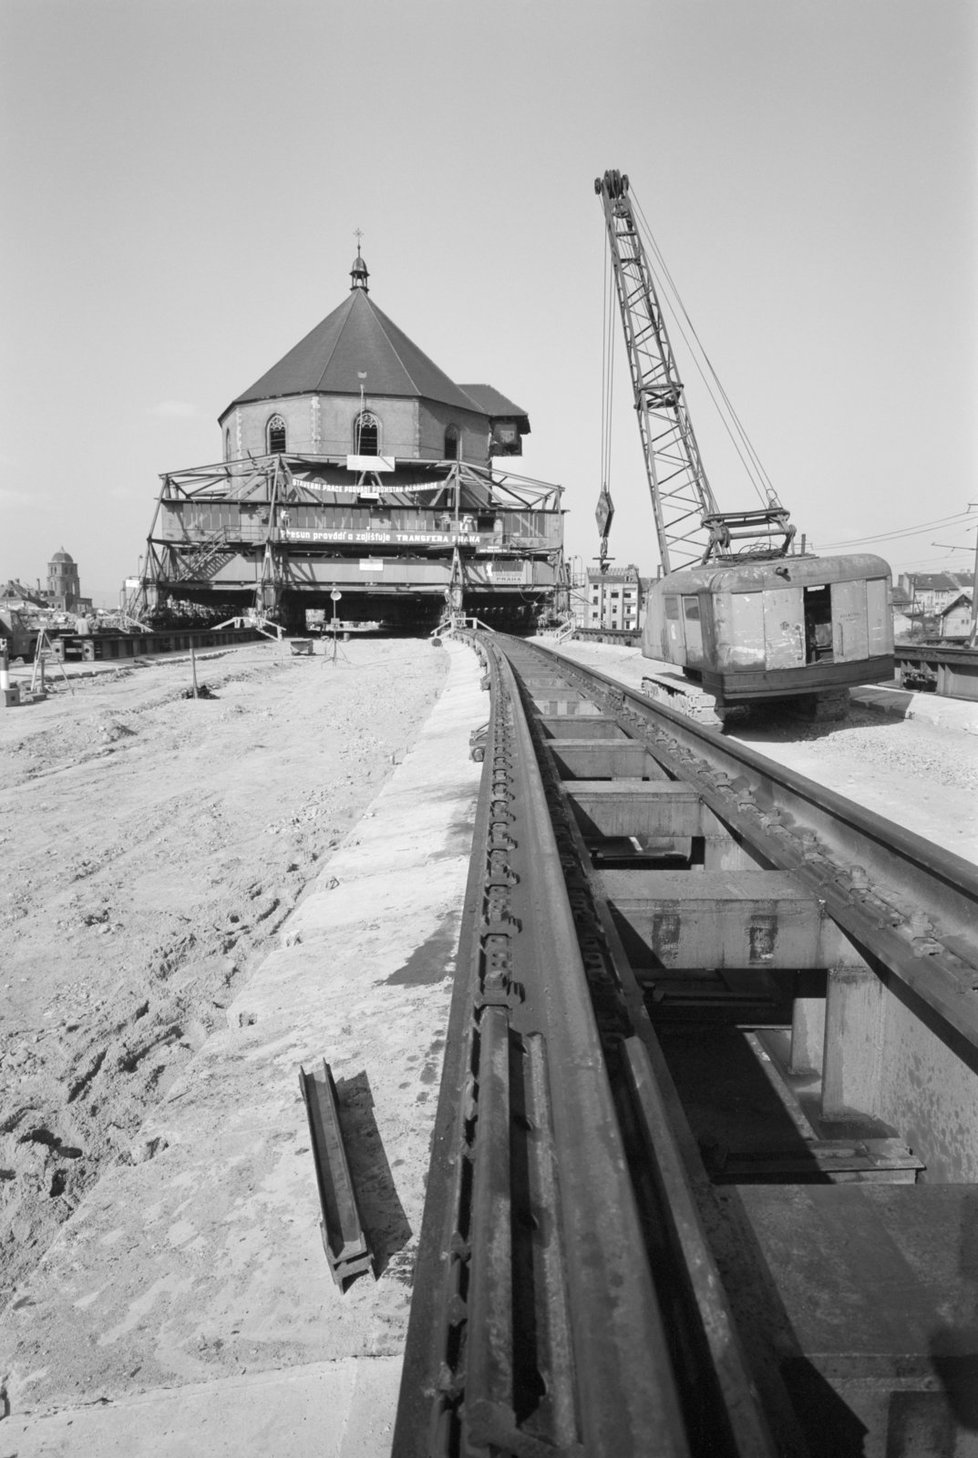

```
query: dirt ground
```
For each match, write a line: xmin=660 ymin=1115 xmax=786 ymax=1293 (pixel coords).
xmin=734 ymin=697 xmax=978 ymax=863
xmin=0 ymin=637 xmax=448 ymax=1313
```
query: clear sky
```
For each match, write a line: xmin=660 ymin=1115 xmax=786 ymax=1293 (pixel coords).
xmin=2 ymin=0 xmax=975 ymax=604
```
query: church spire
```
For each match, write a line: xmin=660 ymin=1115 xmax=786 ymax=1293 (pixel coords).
xmin=350 ymin=232 xmax=369 ymax=293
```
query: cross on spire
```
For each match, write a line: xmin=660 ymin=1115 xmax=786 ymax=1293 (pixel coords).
xmin=350 ymin=229 xmax=369 ymax=292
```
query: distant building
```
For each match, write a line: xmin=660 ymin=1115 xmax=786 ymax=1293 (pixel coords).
xmin=47 ymin=548 xmax=81 ymax=612
xmin=1 ymin=556 xmax=91 ymax=616
xmin=900 ymin=572 xmax=971 ymax=616
xmin=587 ymin=565 xmax=642 ymax=631
xmin=939 ymin=594 xmax=974 ymax=641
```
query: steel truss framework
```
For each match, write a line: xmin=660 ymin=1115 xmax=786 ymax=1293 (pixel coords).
xmin=139 ymin=453 xmax=565 ymax=624
xmin=596 ymin=170 xmax=794 ymax=572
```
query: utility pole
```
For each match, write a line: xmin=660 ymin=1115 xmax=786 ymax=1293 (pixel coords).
xmin=971 ymin=504 xmax=978 ymax=647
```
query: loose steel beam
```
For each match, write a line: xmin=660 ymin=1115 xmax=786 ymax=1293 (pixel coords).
xmin=298 ymin=1061 xmax=373 ymax=1289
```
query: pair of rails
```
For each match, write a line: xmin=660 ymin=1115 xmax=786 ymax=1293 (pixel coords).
xmin=394 ymin=636 xmax=978 ymax=1458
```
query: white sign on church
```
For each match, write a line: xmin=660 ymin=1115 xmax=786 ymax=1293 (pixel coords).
xmin=345 ymin=455 xmax=396 ymax=472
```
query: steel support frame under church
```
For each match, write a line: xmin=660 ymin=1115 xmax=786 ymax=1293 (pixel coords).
xmin=138 ymin=453 xmax=567 ymax=634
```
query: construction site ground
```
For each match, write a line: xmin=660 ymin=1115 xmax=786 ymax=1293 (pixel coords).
xmin=0 ymin=636 xmax=482 ymax=1456
xmin=0 ymin=633 xmax=976 ymax=1456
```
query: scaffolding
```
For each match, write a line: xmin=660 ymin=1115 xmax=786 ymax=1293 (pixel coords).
xmin=137 ymin=453 xmax=566 ymax=633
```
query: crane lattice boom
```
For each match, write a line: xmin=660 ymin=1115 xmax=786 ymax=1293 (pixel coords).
xmin=595 ymin=169 xmax=794 ymax=573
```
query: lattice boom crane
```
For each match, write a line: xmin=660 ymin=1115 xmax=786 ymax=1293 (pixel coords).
xmin=594 ymin=167 xmax=894 ymax=724
xmin=595 ymin=168 xmax=795 ymax=573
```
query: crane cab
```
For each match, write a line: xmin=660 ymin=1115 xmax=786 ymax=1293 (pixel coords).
xmin=644 ymin=553 xmax=894 ymax=710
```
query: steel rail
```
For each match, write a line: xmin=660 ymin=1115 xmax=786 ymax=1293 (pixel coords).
xmin=394 ymin=641 xmax=697 ymax=1457
xmin=394 ymin=637 xmax=790 ymax=1457
xmin=48 ymin=624 xmax=259 ymax=662
xmin=398 ymin=634 xmax=977 ymax=1454
xmin=571 ymin=627 xmax=643 ymax=648
xmin=506 ymin=640 xmax=795 ymax=1456
xmin=895 ymin=643 xmax=978 ymax=702
xmin=527 ymin=642 xmax=978 ymax=1051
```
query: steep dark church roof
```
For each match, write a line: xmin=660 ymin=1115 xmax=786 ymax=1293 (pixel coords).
xmin=224 ymin=286 xmax=493 ymax=420
xmin=459 ymin=384 xmax=529 ymax=433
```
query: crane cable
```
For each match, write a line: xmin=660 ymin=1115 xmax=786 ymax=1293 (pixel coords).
xmin=630 ymin=191 xmax=782 ymax=514
xmin=599 ymin=227 xmax=616 ymax=498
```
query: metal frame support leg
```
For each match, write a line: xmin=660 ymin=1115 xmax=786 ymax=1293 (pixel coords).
xmin=789 ymin=996 xmax=826 ymax=1075
xmin=821 ymin=965 xmax=886 ymax=1119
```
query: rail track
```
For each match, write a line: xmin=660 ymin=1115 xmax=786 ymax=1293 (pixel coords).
xmin=895 ymin=642 xmax=978 ymax=703
xmin=48 ymin=623 xmax=259 ymax=662
xmin=394 ymin=634 xmax=978 ymax=1458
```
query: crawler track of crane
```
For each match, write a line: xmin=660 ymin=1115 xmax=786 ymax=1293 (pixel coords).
xmin=394 ymin=636 xmax=978 ymax=1458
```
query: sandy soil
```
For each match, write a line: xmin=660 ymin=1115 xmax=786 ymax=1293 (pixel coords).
xmin=734 ymin=699 xmax=978 ymax=863
xmin=0 ymin=638 xmax=448 ymax=1312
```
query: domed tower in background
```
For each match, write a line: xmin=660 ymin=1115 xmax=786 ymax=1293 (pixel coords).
xmin=47 ymin=548 xmax=80 ymax=611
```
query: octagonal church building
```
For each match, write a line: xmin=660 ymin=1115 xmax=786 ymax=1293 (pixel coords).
xmin=141 ymin=248 xmax=564 ymax=633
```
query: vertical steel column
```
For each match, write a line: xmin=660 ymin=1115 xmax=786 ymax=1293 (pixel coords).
xmin=822 ymin=965 xmax=887 ymax=1118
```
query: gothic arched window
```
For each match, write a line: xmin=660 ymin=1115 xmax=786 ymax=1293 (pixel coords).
xmin=267 ymin=415 xmax=287 ymax=454
xmin=355 ymin=411 xmax=379 ymax=455
xmin=225 ymin=428 xmax=231 ymax=461
xmin=444 ymin=425 xmax=460 ymax=460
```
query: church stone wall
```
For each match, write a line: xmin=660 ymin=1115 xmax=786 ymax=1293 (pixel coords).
xmin=317 ymin=395 xmax=418 ymax=458
xmin=222 ymin=394 xmax=423 ymax=460
xmin=222 ymin=394 xmax=493 ymax=464
xmin=418 ymin=401 xmax=490 ymax=464
xmin=223 ymin=396 xmax=320 ymax=458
